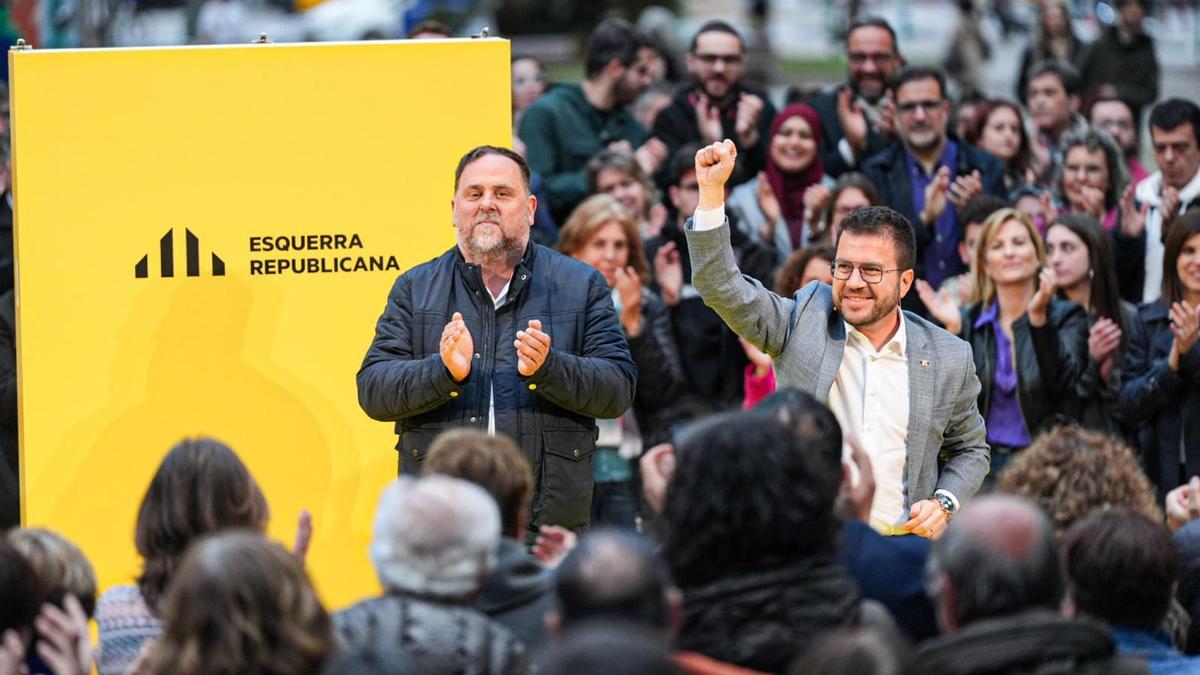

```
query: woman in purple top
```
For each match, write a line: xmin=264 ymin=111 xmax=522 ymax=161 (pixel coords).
xmin=925 ymin=208 xmax=1088 ymax=475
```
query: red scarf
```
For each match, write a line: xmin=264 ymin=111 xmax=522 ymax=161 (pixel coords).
xmin=763 ymin=104 xmax=824 ymax=247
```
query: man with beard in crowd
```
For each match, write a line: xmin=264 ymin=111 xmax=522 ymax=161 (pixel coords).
xmin=861 ymin=66 xmax=1004 ymax=291
xmin=683 ymin=139 xmax=990 ymax=539
xmin=651 ymin=20 xmax=775 ymax=189
xmin=519 ymin=18 xmax=667 ymax=223
xmin=357 ymin=145 xmax=636 ymax=537
xmin=810 ymin=17 xmax=903 ymax=178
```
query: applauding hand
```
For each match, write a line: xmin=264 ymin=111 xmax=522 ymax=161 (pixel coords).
xmin=915 ymin=279 xmax=962 ymax=334
xmin=516 ymin=319 xmax=552 ymax=377
xmin=440 ymin=312 xmax=473 ymax=382
xmin=1168 ymin=301 xmax=1200 ymax=372
xmin=1026 ymin=268 xmax=1057 ymax=327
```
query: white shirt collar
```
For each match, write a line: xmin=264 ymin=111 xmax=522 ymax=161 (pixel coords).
xmin=844 ymin=311 xmax=907 ymax=357
xmin=487 ymin=279 xmax=511 ymax=309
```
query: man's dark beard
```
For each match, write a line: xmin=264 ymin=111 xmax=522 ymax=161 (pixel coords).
xmin=696 ymin=74 xmax=737 ymax=107
xmin=850 ymin=79 xmax=886 ymax=106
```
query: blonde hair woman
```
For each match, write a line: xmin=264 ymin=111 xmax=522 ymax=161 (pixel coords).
xmin=558 ymin=194 xmax=684 ymax=527
xmin=924 ymin=208 xmax=1087 ymax=472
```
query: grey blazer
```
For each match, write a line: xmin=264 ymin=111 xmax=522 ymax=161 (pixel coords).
xmin=686 ymin=220 xmax=990 ymax=507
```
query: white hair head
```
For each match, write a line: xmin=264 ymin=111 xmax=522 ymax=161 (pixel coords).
xmin=368 ymin=474 xmax=501 ymax=598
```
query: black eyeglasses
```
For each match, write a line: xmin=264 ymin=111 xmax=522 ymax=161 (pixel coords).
xmin=830 ymin=260 xmax=905 ymax=284
xmin=897 ymin=100 xmax=944 ymax=115
xmin=693 ymin=53 xmax=743 ymax=65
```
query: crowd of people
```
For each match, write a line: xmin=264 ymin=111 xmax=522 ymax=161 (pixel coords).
xmin=5 ymin=0 xmax=1200 ymax=673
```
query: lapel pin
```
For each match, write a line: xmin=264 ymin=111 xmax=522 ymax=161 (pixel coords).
xmin=920 ymin=360 xmax=930 ymax=368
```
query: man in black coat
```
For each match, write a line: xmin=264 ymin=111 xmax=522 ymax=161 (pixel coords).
xmin=651 ymin=20 xmax=774 ymax=190
xmin=808 ymin=17 xmax=903 ymax=178
xmin=861 ymin=66 xmax=1005 ymax=291
xmin=357 ymin=146 xmax=637 ymax=537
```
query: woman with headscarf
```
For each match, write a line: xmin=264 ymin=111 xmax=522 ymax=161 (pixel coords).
xmin=726 ymin=104 xmax=831 ymax=266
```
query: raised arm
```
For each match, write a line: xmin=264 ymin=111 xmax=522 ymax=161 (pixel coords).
xmin=684 ymin=140 xmax=798 ymax=357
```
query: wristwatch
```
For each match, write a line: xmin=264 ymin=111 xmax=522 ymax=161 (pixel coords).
xmin=935 ymin=493 xmax=957 ymax=520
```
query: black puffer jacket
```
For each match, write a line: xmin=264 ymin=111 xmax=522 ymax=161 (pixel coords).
xmin=357 ymin=243 xmax=637 ymax=534
xmin=676 ymin=557 xmax=863 ymax=674
xmin=959 ymin=298 xmax=1088 ymax=442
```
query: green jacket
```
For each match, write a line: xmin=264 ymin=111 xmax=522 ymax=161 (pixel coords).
xmin=518 ymin=83 xmax=649 ymax=221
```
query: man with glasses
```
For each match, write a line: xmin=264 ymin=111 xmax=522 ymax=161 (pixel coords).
xmin=861 ymin=66 xmax=1004 ymax=292
xmin=810 ymin=17 xmax=903 ymax=178
xmin=651 ymin=20 xmax=775 ymax=189
xmin=684 ymin=138 xmax=990 ymax=539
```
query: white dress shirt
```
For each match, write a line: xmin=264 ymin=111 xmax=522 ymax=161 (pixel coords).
xmin=691 ymin=203 xmax=956 ymax=533
xmin=828 ymin=319 xmax=911 ymax=533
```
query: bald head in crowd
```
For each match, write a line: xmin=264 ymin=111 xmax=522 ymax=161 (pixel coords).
xmin=925 ymin=495 xmax=1063 ymax=633
xmin=552 ymin=529 xmax=678 ymax=634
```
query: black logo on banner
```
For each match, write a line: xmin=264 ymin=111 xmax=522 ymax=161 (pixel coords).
xmin=135 ymin=228 xmax=226 ymax=279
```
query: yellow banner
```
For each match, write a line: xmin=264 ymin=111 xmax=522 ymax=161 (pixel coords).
xmin=10 ymin=38 xmax=511 ymax=609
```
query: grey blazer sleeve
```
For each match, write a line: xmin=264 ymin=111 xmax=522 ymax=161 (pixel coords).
xmin=684 ymin=218 xmax=796 ymax=357
xmin=935 ymin=341 xmax=991 ymax=501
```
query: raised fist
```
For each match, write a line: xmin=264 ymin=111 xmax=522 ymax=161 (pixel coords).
xmin=695 ymin=139 xmax=738 ymax=190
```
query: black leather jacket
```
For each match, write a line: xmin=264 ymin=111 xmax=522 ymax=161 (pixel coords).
xmin=959 ymin=298 xmax=1088 ymax=443
xmin=357 ymin=242 xmax=636 ymax=534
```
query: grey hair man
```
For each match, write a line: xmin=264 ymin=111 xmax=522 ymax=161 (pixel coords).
xmin=917 ymin=495 xmax=1149 ymax=674
xmin=333 ymin=475 xmax=528 ymax=674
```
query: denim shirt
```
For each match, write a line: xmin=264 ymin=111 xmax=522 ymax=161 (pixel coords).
xmin=1111 ymin=626 xmax=1200 ymax=674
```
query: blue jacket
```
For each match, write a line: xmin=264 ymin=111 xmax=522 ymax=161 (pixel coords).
xmin=357 ymin=242 xmax=637 ymax=534
xmin=838 ymin=521 xmax=937 ymax=641
xmin=1120 ymin=301 xmax=1200 ymax=497
xmin=1111 ymin=626 xmax=1200 ymax=675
